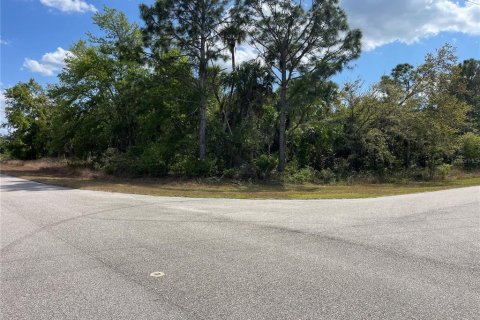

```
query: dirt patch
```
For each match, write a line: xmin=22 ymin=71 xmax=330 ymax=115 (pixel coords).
xmin=1 ymin=159 xmax=102 ymax=179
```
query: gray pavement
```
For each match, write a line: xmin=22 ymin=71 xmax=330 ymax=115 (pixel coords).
xmin=0 ymin=174 xmax=479 ymax=319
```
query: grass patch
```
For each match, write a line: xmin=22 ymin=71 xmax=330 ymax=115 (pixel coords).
xmin=1 ymin=159 xmax=479 ymax=199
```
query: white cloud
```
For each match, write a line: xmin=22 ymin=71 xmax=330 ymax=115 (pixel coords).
xmin=23 ymin=47 xmax=74 ymax=76
xmin=217 ymin=44 xmax=260 ymax=71
xmin=39 ymin=0 xmax=96 ymax=13
xmin=341 ymin=0 xmax=480 ymax=50
xmin=0 ymin=90 xmax=5 ymax=106
xmin=236 ymin=45 xmax=260 ymax=65
xmin=0 ymin=38 xmax=9 ymax=45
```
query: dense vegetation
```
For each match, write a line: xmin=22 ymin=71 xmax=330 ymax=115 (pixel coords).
xmin=2 ymin=1 xmax=480 ymax=183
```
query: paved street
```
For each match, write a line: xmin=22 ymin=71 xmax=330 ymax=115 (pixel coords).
xmin=1 ymin=174 xmax=479 ymax=319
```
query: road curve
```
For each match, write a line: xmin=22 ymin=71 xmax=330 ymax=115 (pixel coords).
xmin=1 ymin=174 xmax=479 ymax=319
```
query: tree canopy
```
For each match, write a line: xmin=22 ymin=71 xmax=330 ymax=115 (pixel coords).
xmin=2 ymin=4 xmax=479 ymax=181
xmin=244 ymin=0 xmax=361 ymax=171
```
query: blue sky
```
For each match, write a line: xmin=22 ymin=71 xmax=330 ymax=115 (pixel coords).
xmin=1 ymin=0 xmax=480 ymax=126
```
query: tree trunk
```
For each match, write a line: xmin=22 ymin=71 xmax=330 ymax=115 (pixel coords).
xmin=278 ymin=59 xmax=287 ymax=172
xmin=198 ymin=35 xmax=207 ymax=160
xmin=223 ymin=43 xmax=236 ymax=136
xmin=278 ymin=108 xmax=287 ymax=172
xmin=199 ymin=100 xmax=206 ymax=160
xmin=227 ymin=43 xmax=236 ymax=101
xmin=406 ymin=139 xmax=410 ymax=168
xmin=230 ymin=43 xmax=235 ymax=71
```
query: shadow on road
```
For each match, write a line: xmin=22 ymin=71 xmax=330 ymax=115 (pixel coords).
xmin=0 ymin=179 xmax=67 ymax=192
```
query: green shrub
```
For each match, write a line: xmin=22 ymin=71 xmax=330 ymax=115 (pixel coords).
xmin=103 ymin=152 xmax=134 ymax=176
xmin=333 ymin=158 xmax=350 ymax=180
xmin=318 ymin=168 xmax=336 ymax=184
xmin=283 ymin=166 xmax=318 ymax=184
xmin=180 ymin=158 xmax=216 ymax=177
xmin=254 ymin=155 xmax=277 ymax=179
xmin=102 ymin=145 xmax=168 ymax=177
xmin=222 ymin=167 xmax=239 ymax=179
xmin=0 ymin=136 xmax=11 ymax=161
xmin=435 ymin=164 xmax=452 ymax=180
xmin=452 ymin=156 xmax=464 ymax=169
xmin=345 ymin=171 xmax=378 ymax=184
xmin=137 ymin=144 xmax=168 ymax=177
xmin=460 ymin=133 xmax=480 ymax=168
xmin=407 ymin=167 xmax=433 ymax=181
xmin=238 ymin=163 xmax=258 ymax=180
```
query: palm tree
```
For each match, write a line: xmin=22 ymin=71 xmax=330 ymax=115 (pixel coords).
xmin=220 ymin=15 xmax=247 ymax=71
xmin=218 ymin=14 xmax=247 ymax=131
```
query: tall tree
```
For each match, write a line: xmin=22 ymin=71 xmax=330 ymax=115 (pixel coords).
xmin=2 ymin=80 xmax=51 ymax=159
xmin=458 ymin=59 xmax=480 ymax=130
xmin=140 ymin=0 xmax=230 ymax=160
xmin=244 ymin=0 xmax=361 ymax=171
xmin=50 ymin=7 xmax=145 ymax=157
xmin=355 ymin=45 xmax=470 ymax=172
xmin=219 ymin=7 xmax=248 ymax=71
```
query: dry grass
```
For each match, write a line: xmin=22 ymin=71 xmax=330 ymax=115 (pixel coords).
xmin=1 ymin=159 xmax=480 ymax=199
xmin=1 ymin=158 xmax=102 ymax=179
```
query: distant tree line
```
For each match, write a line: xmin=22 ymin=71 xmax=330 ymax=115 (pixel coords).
xmin=2 ymin=1 xmax=480 ymax=182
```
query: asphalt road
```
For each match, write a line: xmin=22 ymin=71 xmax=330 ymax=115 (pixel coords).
xmin=1 ymin=174 xmax=479 ymax=320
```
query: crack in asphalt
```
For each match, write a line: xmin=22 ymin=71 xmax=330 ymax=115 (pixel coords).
xmin=0 ymin=203 xmax=159 ymax=252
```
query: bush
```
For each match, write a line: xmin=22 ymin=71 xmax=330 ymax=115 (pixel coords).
xmin=174 ymin=157 xmax=216 ymax=177
xmin=403 ymin=167 xmax=433 ymax=181
xmin=254 ymin=155 xmax=277 ymax=179
xmin=222 ymin=167 xmax=240 ymax=179
xmin=318 ymin=168 xmax=336 ymax=184
xmin=435 ymin=163 xmax=452 ymax=180
xmin=103 ymin=152 xmax=134 ymax=176
xmin=0 ymin=136 xmax=11 ymax=161
xmin=452 ymin=156 xmax=464 ymax=169
xmin=333 ymin=158 xmax=350 ymax=180
xmin=238 ymin=163 xmax=258 ymax=180
xmin=136 ymin=144 xmax=168 ymax=177
xmin=102 ymin=145 xmax=168 ymax=177
xmin=345 ymin=171 xmax=379 ymax=184
xmin=283 ymin=166 xmax=318 ymax=184
xmin=221 ymin=166 xmax=257 ymax=180
xmin=460 ymin=133 xmax=480 ymax=168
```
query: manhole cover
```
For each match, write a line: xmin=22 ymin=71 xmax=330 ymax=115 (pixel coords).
xmin=150 ymin=271 xmax=165 ymax=278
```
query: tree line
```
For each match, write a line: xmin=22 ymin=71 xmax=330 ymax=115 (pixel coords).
xmin=2 ymin=1 xmax=480 ymax=182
